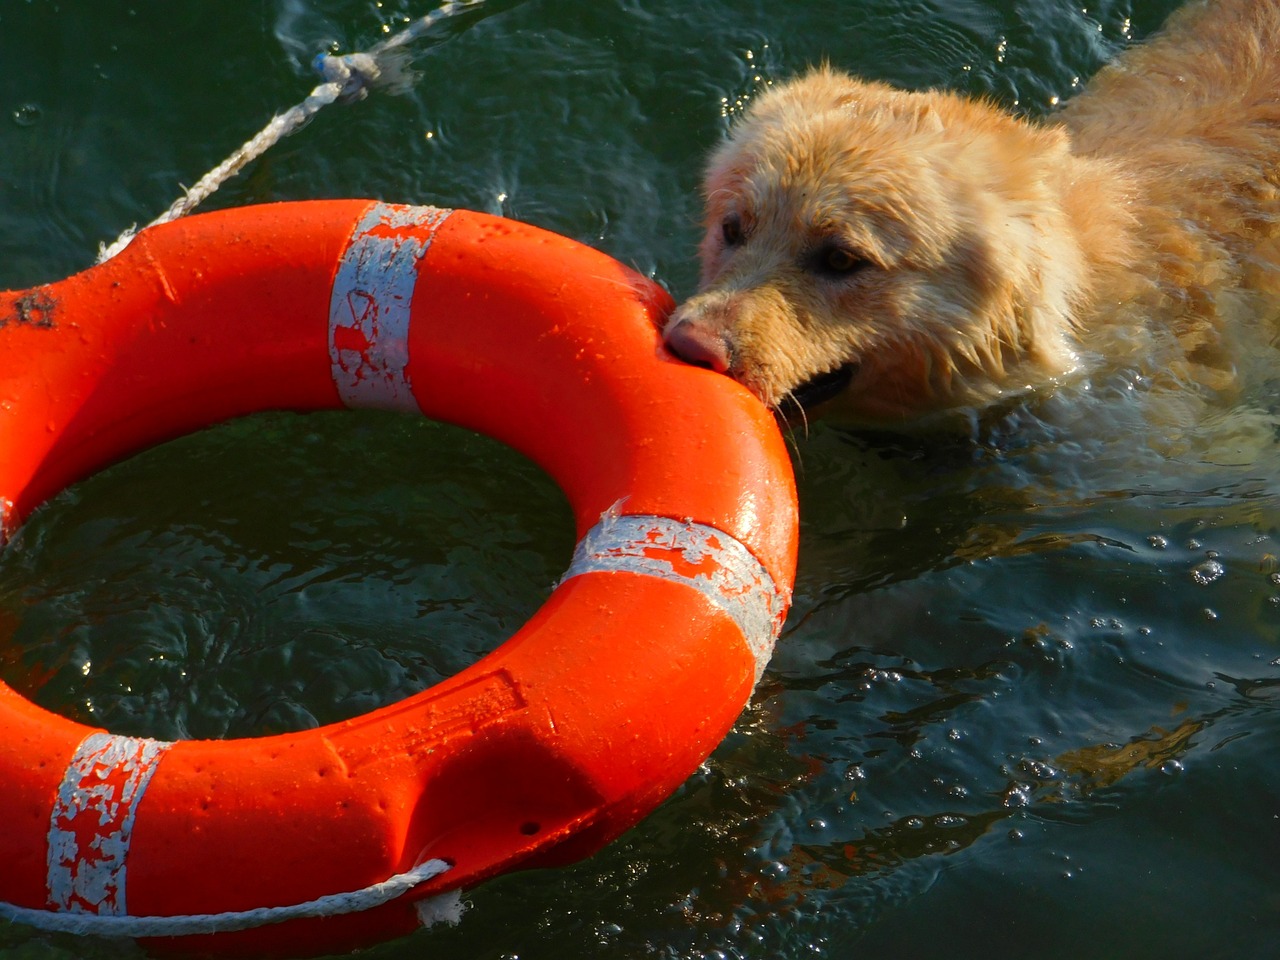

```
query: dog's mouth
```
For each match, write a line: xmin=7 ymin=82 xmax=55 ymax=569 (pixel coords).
xmin=779 ymin=363 xmax=857 ymax=415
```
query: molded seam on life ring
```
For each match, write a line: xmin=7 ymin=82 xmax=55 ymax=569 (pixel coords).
xmin=46 ymin=732 xmax=174 ymax=916
xmin=328 ymin=203 xmax=453 ymax=412
xmin=562 ymin=510 xmax=787 ymax=682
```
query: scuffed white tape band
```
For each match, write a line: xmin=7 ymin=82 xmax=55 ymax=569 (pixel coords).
xmin=46 ymin=732 xmax=173 ymax=917
xmin=328 ymin=203 xmax=453 ymax=412
xmin=562 ymin=511 xmax=786 ymax=682
xmin=2 ymin=859 xmax=452 ymax=938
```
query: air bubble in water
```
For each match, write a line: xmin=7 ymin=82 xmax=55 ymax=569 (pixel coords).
xmin=1191 ymin=559 xmax=1225 ymax=585
xmin=11 ymin=103 xmax=41 ymax=127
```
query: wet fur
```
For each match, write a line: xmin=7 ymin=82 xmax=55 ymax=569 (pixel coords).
xmin=665 ymin=0 xmax=1280 ymax=425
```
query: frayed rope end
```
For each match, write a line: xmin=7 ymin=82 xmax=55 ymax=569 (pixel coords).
xmin=415 ymin=889 xmax=467 ymax=929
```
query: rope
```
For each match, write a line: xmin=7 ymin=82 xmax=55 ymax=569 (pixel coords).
xmin=0 ymin=859 xmax=451 ymax=938
xmin=96 ymin=0 xmax=486 ymax=264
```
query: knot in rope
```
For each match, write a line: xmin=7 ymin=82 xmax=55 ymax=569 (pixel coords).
xmin=97 ymin=0 xmax=485 ymax=265
xmin=313 ymin=52 xmax=383 ymax=103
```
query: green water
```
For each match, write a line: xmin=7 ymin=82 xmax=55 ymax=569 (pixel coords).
xmin=2 ymin=1 xmax=1278 ymax=958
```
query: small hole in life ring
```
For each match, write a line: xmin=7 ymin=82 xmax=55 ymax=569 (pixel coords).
xmin=519 ymin=821 xmax=541 ymax=836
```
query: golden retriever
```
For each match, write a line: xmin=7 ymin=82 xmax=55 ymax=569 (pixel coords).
xmin=663 ymin=0 xmax=1280 ymax=426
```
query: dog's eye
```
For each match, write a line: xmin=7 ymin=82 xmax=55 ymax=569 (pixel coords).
xmin=811 ymin=243 xmax=870 ymax=278
xmin=721 ymin=214 xmax=744 ymax=247
xmin=826 ymin=247 xmax=860 ymax=272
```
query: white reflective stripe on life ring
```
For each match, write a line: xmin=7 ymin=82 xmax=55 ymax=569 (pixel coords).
xmin=46 ymin=732 xmax=173 ymax=916
xmin=328 ymin=203 xmax=453 ymax=412
xmin=563 ymin=510 xmax=785 ymax=681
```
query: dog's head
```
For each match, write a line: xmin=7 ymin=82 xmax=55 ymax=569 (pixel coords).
xmin=665 ymin=67 xmax=1089 ymax=423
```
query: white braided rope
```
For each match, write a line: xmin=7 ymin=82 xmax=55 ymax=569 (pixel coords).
xmin=97 ymin=0 xmax=485 ymax=264
xmin=0 ymin=859 xmax=452 ymax=938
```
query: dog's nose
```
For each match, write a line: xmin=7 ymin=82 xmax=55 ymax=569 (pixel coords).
xmin=664 ymin=319 xmax=732 ymax=374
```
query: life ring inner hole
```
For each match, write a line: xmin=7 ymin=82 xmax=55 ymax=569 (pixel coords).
xmin=0 ymin=409 xmax=574 ymax=742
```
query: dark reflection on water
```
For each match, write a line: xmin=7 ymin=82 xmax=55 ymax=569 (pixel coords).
xmin=2 ymin=1 xmax=1279 ymax=958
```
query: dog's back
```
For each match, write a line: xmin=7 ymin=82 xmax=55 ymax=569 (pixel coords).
xmin=1063 ymin=0 xmax=1280 ymax=159
xmin=1061 ymin=0 xmax=1280 ymax=326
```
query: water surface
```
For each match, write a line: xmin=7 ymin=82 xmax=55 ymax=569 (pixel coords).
xmin=1 ymin=1 xmax=1276 ymax=958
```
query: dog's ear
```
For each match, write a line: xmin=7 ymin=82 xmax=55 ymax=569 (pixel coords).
xmin=774 ymin=65 xmax=887 ymax=116
xmin=911 ymin=101 xmax=945 ymax=135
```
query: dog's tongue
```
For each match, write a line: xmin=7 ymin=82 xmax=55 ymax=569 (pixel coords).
xmin=782 ymin=363 xmax=857 ymax=414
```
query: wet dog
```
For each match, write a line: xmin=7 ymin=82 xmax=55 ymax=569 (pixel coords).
xmin=664 ymin=0 xmax=1280 ymax=426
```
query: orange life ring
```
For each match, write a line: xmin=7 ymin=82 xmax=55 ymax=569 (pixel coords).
xmin=0 ymin=200 xmax=797 ymax=957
